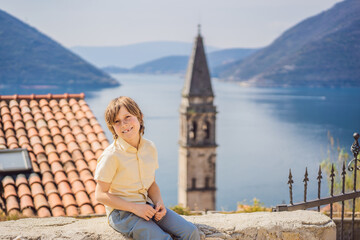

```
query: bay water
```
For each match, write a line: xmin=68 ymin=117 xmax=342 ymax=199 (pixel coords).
xmin=86 ymin=74 xmax=360 ymax=210
xmin=2 ymin=73 xmax=360 ymax=210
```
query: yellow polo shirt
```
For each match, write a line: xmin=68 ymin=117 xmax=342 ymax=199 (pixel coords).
xmin=94 ymin=136 xmax=159 ymax=216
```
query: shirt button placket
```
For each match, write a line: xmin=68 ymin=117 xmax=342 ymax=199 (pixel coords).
xmin=136 ymin=150 xmax=147 ymax=199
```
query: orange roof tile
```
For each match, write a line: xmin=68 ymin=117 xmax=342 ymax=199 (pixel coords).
xmin=58 ymin=181 xmax=72 ymax=196
xmin=50 ymin=162 xmax=64 ymax=175
xmin=44 ymin=112 xmax=55 ymax=121
xmin=51 ymin=206 xmax=66 ymax=217
xmin=52 ymin=134 xmax=64 ymax=146
xmin=47 ymin=193 xmax=63 ymax=209
xmin=72 ymin=150 xmax=84 ymax=161
xmin=41 ymin=105 xmax=51 ymax=114
xmin=79 ymin=169 xmax=93 ymax=183
xmin=62 ymin=193 xmax=77 ymax=208
xmin=22 ymin=208 xmax=36 ymax=217
xmin=71 ymin=180 xmax=86 ymax=194
xmin=33 ymin=143 xmax=45 ymax=155
xmin=13 ymin=113 xmax=23 ymax=122
xmin=75 ymin=160 xmax=89 ymax=172
xmin=72 ymin=126 xmax=82 ymax=136
xmin=88 ymin=160 xmax=97 ymax=172
xmin=44 ymin=143 xmax=56 ymax=155
xmin=63 ymin=161 xmax=76 ymax=174
xmin=50 ymin=126 xmax=61 ymax=136
xmin=94 ymin=204 xmax=106 ymax=214
xmin=39 ymin=162 xmax=51 ymax=173
xmin=65 ymin=112 xmax=76 ymax=122
xmin=75 ymin=133 xmax=87 ymax=144
xmin=78 ymin=118 xmax=88 ymax=127
xmin=79 ymin=142 xmax=91 ymax=153
xmin=75 ymin=191 xmax=91 ymax=207
xmin=0 ymin=93 xmax=108 ymax=217
xmin=17 ymin=184 xmax=32 ymax=198
xmin=56 ymin=142 xmax=68 ymax=154
xmin=67 ymin=170 xmax=80 ymax=184
xmin=80 ymin=204 xmax=94 ymax=215
xmin=30 ymin=182 xmax=45 ymax=197
xmin=84 ymin=180 xmax=96 ymax=195
xmin=65 ymin=205 xmax=79 ymax=216
xmin=37 ymin=207 xmax=51 ymax=217
xmin=30 ymin=136 xmax=42 ymax=146
xmin=15 ymin=174 xmax=29 ymax=187
xmin=64 ymin=133 xmax=75 ymax=144
xmin=67 ymin=141 xmax=80 ymax=153
xmin=44 ymin=182 xmax=59 ymax=196
xmin=4 ymin=184 xmax=17 ymax=199
xmin=60 ymin=152 xmax=72 ymax=164
xmin=16 ymin=128 xmax=27 ymax=138
xmin=47 ymin=152 xmax=60 ymax=164
xmin=3 ymin=121 xmax=14 ymax=132
xmin=83 ymin=151 xmax=96 ymax=162
xmin=20 ymin=195 xmax=34 ymax=210
xmin=31 ymin=161 xmax=40 ymax=172
xmin=6 ymin=195 xmax=20 ymax=212
xmin=2 ymin=113 xmax=12 ymax=122
xmin=54 ymin=171 xmax=67 ymax=184
xmin=33 ymin=194 xmax=50 ymax=210
xmin=42 ymin=172 xmax=54 ymax=185
xmin=61 ymin=126 xmax=72 ymax=136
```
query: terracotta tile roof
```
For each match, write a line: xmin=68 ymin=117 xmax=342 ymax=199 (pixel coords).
xmin=0 ymin=93 xmax=108 ymax=217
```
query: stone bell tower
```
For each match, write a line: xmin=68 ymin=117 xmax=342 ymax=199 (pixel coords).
xmin=178 ymin=26 xmax=217 ymax=211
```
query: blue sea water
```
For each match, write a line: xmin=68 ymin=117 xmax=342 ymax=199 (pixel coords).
xmin=2 ymin=74 xmax=360 ymax=210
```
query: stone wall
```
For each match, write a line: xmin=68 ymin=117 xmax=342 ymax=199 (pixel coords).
xmin=0 ymin=210 xmax=336 ymax=240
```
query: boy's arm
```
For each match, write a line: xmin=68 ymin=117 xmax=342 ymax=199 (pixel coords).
xmin=95 ymin=180 xmax=156 ymax=221
xmin=148 ymin=180 xmax=166 ymax=221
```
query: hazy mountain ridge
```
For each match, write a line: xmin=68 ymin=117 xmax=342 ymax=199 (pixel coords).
xmin=0 ymin=9 xmax=118 ymax=90
xmin=219 ymin=0 xmax=360 ymax=87
xmin=71 ymin=42 xmax=220 ymax=68
xmin=103 ymin=48 xmax=258 ymax=75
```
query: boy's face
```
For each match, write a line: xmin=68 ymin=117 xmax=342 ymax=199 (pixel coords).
xmin=113 ymin=106 xmax=141 ymax=145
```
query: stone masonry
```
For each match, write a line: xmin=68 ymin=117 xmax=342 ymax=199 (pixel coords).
xmin=0 ymin=210 xmax=336 ymax=240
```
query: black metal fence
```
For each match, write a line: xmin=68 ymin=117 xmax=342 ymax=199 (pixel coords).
xmin=275 ymin=133 xmax=360 ymax=240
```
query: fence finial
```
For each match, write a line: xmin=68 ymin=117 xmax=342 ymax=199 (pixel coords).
xmin=303 ymin=167 xmax=309 ymax=202
xmin=317 ymin=166 xmax=322 ymax=212
xmin=288 ymin=169 xmax=294 ymax=205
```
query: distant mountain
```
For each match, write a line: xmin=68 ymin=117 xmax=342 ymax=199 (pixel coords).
xmin=105 ymin=48 xmax=258 ymax=75
xmin=131 ymin=56 xmax=188 ymax=74
xmin=71 ymin=42 xmax=220 ymax=69
xmin=101 ymin=66 xmax=129 ymax=74
xmin=218 ymin=0 xmax=360 ymax=87
xmin=0 ymin=9 xmax=118 ymax=90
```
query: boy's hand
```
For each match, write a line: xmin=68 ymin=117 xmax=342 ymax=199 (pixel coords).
xmin=154 ymin=202 xmax=166 ymax=221
xmin=132 ymin=204 xmax=156 ymax=221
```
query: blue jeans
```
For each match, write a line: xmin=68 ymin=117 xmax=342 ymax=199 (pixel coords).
xmin=108 ymin=204 xmax=200 ymax=240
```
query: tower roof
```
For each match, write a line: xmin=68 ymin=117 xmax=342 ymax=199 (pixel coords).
xmin=182 ymin=27 xmax=214 ymax=97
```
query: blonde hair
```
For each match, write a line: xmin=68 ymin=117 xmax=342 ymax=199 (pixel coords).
xmin=105 ymin=96 xmax=144 ymax=139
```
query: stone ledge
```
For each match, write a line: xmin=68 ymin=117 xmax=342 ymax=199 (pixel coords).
xmin=0 ymin=210 xmax=336 ymax=240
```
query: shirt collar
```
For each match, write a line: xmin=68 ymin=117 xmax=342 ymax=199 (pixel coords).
xmin=115 ymin=136 xmax=144 ymax=152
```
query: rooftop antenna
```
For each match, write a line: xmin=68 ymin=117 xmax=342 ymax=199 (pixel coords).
xmin=198 ymin=24 xmax=201 ymax=36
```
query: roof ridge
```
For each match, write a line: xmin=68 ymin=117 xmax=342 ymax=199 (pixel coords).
xmin=0 ymin=93 xmax=85 ymax=100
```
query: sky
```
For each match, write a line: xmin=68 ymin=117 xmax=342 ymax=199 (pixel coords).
xmin=0 ymin=0 xmax=341 ymax=49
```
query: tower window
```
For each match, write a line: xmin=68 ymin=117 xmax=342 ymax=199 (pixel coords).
xmin=191 ymin=178 xmax=196 ymax=189
xmin=205 ymin=177 xmax=210 ymax=188
xmin=203 ymin=121 xmax=210 ymax=139
xmin=190 ymin=122 xmax=197 ymax=140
